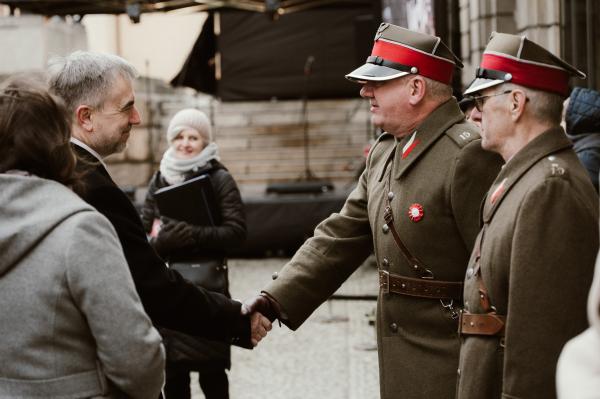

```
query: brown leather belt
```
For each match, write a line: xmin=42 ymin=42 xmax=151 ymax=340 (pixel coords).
xmin=458 ymin=311 xmax=506 ymax=337
xmin=379 ymin=270 xmax=463 ymax=300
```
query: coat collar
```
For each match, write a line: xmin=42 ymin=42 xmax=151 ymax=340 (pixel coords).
xmin=71 ymin=142 xmax=111 ymax=180
xmin=482 ymin=127 xmax=573 ymax=223
xmin=393 ymin=98 xmax=465 ymax=179
xmin=70 ymin=138 xmax=108 ymax=171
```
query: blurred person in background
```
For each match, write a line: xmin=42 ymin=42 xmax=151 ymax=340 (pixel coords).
xmin=562 ymin=87 xmax=600 ymax=192
xmin=557 ymin=248 xmax=600 ymax=398
xmin=0 ymin=75 xmax=165 ymax=398
xmin=142 ymin=108 xmax=246 ymax=399
xmin=458 ymin=96 xmax=480 ymax=127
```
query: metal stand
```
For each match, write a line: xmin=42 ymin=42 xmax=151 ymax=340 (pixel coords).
xmin=318 ymin=299 xmax=350 ymax=324
xmin=353 ymin=307 xmax=378 ymax=351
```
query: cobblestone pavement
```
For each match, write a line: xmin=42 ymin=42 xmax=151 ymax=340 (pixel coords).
xmin=189 ymin=257 xmax=381 ymax=399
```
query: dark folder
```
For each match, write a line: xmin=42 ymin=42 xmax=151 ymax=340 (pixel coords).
xmin=154 ymin=174 xmax=218 ymax=226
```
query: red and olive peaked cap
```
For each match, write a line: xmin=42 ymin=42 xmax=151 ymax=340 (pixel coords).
xmin=345 ymin=23 xmax=463 ymax=85
xmin=464 ymin=32 xmax=586 ymax=96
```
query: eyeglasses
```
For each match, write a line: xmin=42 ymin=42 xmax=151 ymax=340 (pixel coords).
xmin=471 ymin=90 xmax=512 ymax=112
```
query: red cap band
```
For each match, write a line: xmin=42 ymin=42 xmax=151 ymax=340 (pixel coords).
xmin=371 ymin=40 xmax=455 ymax=84
xmin=481 ymin=53 xmax=570 ymax=96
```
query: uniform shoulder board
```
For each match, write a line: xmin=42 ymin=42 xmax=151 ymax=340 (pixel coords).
xmin=444 ymin=122 xmax=481 ymax=148
xmin=543 ymin=155 xmax=569 ymax=178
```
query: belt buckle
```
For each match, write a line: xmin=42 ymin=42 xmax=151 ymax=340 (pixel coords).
xmin=380 ymin=270 xmax=390 ymax=294
xmin=440 ymin=299 xmax=459 ymax=320
xmin=421 ymin=268 xmax=434 ymax=279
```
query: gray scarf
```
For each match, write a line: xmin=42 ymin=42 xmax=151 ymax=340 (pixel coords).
xmin=159 ymin=142 xmax=220 ymax=185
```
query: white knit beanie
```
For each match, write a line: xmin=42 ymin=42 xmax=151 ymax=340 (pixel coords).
xmin=166 ymin=108 xmax=212 ymax=143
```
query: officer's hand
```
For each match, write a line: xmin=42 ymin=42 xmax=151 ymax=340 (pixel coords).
xmin=249 ymin=312 xmax=272 ymax=347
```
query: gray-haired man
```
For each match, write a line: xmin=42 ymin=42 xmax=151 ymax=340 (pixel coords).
xmin=47 ymin=51 xmax=271 ymax=348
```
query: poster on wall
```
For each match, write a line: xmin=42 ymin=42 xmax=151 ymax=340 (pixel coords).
xmin=382 ymin=0 xmax=435 ymax=34
xmin=406 ymin=0 xmax=435 ymax=34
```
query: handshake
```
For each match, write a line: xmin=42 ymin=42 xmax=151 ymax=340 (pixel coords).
xmin=241 ymin=294 xmax=282 ymax=347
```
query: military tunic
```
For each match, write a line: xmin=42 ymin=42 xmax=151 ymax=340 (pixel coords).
xmin=264 ymin=99 xmax=502 ymax=399
xmin=457 ymin=128 xmax=599 ymax=399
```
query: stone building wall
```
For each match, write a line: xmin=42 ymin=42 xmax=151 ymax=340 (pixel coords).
xmin=106 ymin=78 xmax=371 ymax=194
xmin=0 ymin=15 xmax=86 ymax=74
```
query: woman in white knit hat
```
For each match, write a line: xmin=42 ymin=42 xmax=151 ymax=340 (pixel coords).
xmin=142 ymin=108 xmax=246 ymax=399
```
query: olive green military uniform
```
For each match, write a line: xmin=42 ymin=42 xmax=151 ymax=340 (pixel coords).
xmin=264 ymin=99 xmax=502 ymax=399
xmin=456 ymin=128 xmax=599 ymax=399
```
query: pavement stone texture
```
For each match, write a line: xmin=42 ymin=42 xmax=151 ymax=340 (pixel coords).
xmin=188 ymin=257 xmax=381 ymax=399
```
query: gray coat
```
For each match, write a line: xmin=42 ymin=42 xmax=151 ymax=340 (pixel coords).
xmin=0 ymin=174 xmax=165 ymax=399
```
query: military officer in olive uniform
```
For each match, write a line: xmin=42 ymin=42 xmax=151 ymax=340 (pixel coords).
xmin=244 ymin=24 xmax=502 ymax=398
xmin=456 ymin=32 xmax=600 ymax=399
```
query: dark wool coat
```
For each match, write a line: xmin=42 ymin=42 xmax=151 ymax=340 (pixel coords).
xmin=264 ymin=99 xmax=503 ymax=399
xmin=73 ymin=145 xmax=251 ymax=348
xmin=456 ymin=128 xmax=599 ymax=399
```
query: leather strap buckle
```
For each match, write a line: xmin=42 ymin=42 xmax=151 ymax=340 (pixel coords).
xmin=380 ymin=270 xmax=390 ymax=294
xmin=458 ymin=311 xmax=506 ymax=337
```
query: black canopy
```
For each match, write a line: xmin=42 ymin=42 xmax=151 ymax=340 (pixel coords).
xmin=173 ymin=4 xmax=381 ymax=100
xmin=1 ymin=1 xmax=375 ymax=19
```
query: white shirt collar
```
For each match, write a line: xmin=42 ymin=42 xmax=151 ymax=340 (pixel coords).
xmin=70 ymin=137 xmax=108 ymax=170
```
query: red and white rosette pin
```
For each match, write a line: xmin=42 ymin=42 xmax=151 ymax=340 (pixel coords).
xmin=408 ymin=203 xmax=424 ymax=222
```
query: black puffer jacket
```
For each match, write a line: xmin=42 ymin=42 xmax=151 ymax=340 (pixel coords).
xmin=142 ymin=159 xmax=246 ymax=370
xmin=141 ymin=159 xmax=246 ymax=259
xmin=565 ymin=87 xmax=600 ymax=192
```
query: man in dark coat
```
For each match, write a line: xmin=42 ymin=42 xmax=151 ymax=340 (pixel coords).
xmin=47 ymin=51 xmax=271 ymax=349
xmin=245 ymin=24 xmax=503 ymax=399
xmin=456 ymin=32 xmax=599 ymax=399
xmin=563 ymin=87 xmax=600 ymax=191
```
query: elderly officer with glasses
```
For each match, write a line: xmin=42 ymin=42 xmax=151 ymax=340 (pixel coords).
xmin=456 ymin=32 xmax=599 ymax=399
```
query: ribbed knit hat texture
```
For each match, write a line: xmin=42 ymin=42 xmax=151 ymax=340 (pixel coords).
xmin=166 ymin=108 xmax=212 ymax=142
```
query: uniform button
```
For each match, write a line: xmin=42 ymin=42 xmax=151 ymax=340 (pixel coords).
xmin=466 ymin=268 xmax=474 ymax=278
xmin=457 ymin=368 xmax=461 ymax=376
xmin=382 ymin=258 xmax=389 ymax=267
xmin=390 ymin=322 xmax=398 ymax=332
xmin=272 ymin=272 xmax=279 ymax=280
xmin=387 ymin=191 xmax=395 ymax=200
xmin=382 ymin=224 xmax=390 ymax=234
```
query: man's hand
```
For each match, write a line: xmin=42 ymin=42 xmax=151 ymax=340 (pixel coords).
xmin=242 ymin=293 xmax=279 ymax=322
xmin=249 ymin=312 xmax=272 ymax=347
